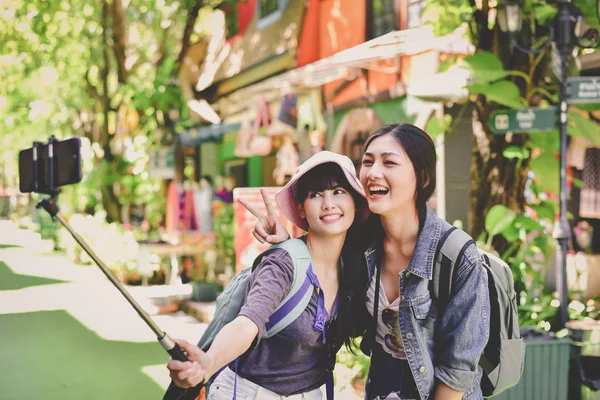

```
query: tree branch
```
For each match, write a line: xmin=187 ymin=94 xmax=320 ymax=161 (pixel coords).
xmin=101 ymin=0 xmax=111 ymax=147
xmin=108 ymin=0 xmax=128 ymax=83
xmin=84 ymin=70 xmax=102 ymax=104
xmin=177 ymin=0 xmax=204 ymax=68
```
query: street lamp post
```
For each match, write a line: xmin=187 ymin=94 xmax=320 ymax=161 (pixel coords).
xmin=555 ymin=0 xmax=575 ymax=330
xmin=496 ymin=0 xmax=600 ymax=329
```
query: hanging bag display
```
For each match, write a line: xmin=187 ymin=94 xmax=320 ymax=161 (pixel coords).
xmin=234 ymin=119 xmax=254 ymax=158
xmin=273 ymin=135 xmax=300 ymax=185
xmin=248 ymin=97 xmax=273 ymax=157
xmin=266 ymin=93 xmax=297 ymax=137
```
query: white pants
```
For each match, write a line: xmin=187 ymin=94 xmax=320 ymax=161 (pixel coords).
xmin=208 ymin=367 xmax=323 ymax=400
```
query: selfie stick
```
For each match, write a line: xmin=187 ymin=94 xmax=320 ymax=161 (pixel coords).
xmin=33 ymin=139 xmax=188 ymax=362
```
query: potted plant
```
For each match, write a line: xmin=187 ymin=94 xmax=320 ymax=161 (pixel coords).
xmin=481 ymin=204 xmax=573 ymax=400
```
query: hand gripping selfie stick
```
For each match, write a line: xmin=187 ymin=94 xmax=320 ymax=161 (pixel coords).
xmin=32 ymin=138 xmax=188 ymax=362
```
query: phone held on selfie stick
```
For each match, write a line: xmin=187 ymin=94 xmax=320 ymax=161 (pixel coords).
xmin=18 ymin=136 xmax=188 ymax=362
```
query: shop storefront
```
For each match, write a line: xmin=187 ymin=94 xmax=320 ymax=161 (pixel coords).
xmin=174 ymin=26 xmax=474 ymax=272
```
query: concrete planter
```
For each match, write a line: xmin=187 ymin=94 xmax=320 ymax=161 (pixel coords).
xmin=493 ymin=331 xmax=571 ymax=400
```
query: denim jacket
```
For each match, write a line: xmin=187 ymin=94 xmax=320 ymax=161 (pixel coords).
xmin=362 ymin=208 xmax=490 ymax=400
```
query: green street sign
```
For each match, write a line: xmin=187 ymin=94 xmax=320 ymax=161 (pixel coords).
xmin=488 ymin=107 xmax=558 ymax=134
xmin=567 ymin=76 xmax=600 ymax=103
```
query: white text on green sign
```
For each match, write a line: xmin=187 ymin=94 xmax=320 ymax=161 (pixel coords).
xmin=489 ymin=107 xmax=558 ymax=134
xmin=567 ymin=77 xmax=600 ymax=104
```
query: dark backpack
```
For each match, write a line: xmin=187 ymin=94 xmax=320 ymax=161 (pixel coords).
xmin=163 ymin=239 xmax=313 ymax=400
xmin=432 ymin=227 xmax=525 ymax=398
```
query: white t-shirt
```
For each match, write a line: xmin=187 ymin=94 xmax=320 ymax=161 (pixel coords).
xmin=366 ymin=272 xmax=406 ymax=360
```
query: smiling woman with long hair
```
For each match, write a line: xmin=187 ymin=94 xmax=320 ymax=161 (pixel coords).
xmin=248 ymin=124 xmax=490 ymax=400
xmin=166 ymin=152 xmax=369 ymax=400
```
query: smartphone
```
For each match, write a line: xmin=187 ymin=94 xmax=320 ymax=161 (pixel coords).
xmin=19 ymin=137 xmax=83 ymax=194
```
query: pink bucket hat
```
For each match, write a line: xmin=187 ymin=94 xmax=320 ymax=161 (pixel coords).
xmin=275 ymin=151 xmax=370 ymax=232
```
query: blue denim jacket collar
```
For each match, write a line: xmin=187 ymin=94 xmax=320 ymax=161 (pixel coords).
xmin=364 ymin=207 xmax=442 ymax=280
xmin=406 ymin=207 xmax=442 ymax=280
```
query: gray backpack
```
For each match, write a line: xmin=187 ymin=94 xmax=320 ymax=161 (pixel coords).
xmin=433 ymin=227 xmax=525 ymax=398
xmin=163 ymin=239 xmax=313 ymax=400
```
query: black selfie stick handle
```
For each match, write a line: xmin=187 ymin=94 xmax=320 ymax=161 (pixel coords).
xmin=161 ymin=332 xmax=190 ymax=361
xmin=37 ymin=195 xmax=189 ymax=362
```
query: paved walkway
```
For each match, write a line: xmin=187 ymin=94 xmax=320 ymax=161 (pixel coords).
xmin=0 ymin=219 xmax=362 ymax=399
xmin=0 ymin=219 xmax=206 ymax=394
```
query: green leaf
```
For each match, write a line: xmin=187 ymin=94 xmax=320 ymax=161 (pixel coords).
xmin=528 ymin=130 xmax=559 ymax=154
xmin=514 ymin=215 xmax=543 ymax=232
xmin=530 ymin=200 xmax=557 ymax=223
xmin=503 ymin=145 xmax=530 ymax=160
xmin=466 ymin=81 xmax=524 ymax=109
xmin=532 ymin=235 xmax=551 ymax=254
xmin=530 ymin=152 xmax=559 ymax=194
xmin=485 ymin=205 xmax=517 ymax=237
xmin=576 ymin=0 xmax=600 ymax=31
xmin=533 ymin=3 xmax=557 ymax=25
xmin=567 ymin=111 xmax=600 ymax=146
xmin=157 ymin=55 xmax=176 ymax=81
xmin=501 ymin=226 xmax=521 ymax=242
xmin=425 ymin=114 xmax=452 ymax=138
xmin=572 ymin=103 xmax=600 ymax=112
xmin=462 ymin=52 xmax=511 ymax=83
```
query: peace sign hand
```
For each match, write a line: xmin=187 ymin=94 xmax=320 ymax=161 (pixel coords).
xmin=238 ymin=188 xmax=290 ymax=244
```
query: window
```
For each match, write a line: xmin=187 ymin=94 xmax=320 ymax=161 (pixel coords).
xmin=370 ymin=0 xmax=396 ymax=39
xmin=260 ymin=0 xmax=279 ymax=18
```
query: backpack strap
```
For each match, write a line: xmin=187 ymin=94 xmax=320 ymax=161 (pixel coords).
xmin=252 ymin=239 xmax=314 ymax=338
xmin=431 ymin=227 xmax=475 ymax=312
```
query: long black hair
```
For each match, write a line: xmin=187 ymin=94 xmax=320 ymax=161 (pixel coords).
xmin=294 ymin=162 xmax=365 ymax=351
xmin=350 ymin=124 xmax=438 ymax=338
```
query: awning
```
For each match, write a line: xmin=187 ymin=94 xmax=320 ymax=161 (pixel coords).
xmin=407 ymin=64 xmax=471 ymax=102
xmin=177 ymin=122 xmax=242 ymax=147
xmin=229 ymin=26 xmax=471 ymax=97
xmin=214 ymin=25 xmax=473 ymax=114
xmin=182 ymin=26 xmax=474 ymax=145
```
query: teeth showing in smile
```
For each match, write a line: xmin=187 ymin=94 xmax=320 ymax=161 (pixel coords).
xmin=368 ymin=185 xmax=389 ymax=195
xmin=321 ymin=214 xmax=342 ymax=221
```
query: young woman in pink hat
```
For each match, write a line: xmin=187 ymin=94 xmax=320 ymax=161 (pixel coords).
xmin=166 ymin=151 xmax=369 ymax=400
xmin=247 ymin=124 xmax=490 ymax=400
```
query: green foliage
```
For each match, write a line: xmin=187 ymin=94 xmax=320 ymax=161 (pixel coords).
xmin=503 ymin=145 xmax=530 ymax=163
xmin=0 ymin=0 xmax=222 ymax=222
xmin=59 ymin=212 xmax=145 ymax=276
xmin=567 ymin=111 xmax=600 ymax=146
xmin=335 ymin=345 xmax=370 ymax=395
xmin=462 ymin=52 xmax=530 ymax=108
xmin=462 ymin=52 xmax=511 ymax=83
xmin=576 ymin=0 xmax=600 ymax=31
xmin=529 ymin=151 xmax=559 ymax=194
xmin=481 ymin=204 xmax=560 ymax=330
xmin=214 ymin=203 xmax=235 ymax=274
xmin=425 ymin=114 xmax=452 ymax=138
xmin=422 ymin=0 xmax=472 ymax=36
xmin=532 ymin=3 xmax=558 ymax=25
xmin=528 ymin=130 xmax=560 ymax=153
xmin=466 ymin=80 xmax=525 ymax=109
xmin=36 ymin=210 xmax=61 ymax=250
xmin=485 ymin=205 xmax=517 ymax=239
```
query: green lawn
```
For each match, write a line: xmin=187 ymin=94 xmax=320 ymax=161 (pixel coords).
xmin=0 ymin=261 xmax=66 ymax=290
xmin=0 ymin=260 xmax=168 ymax=399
